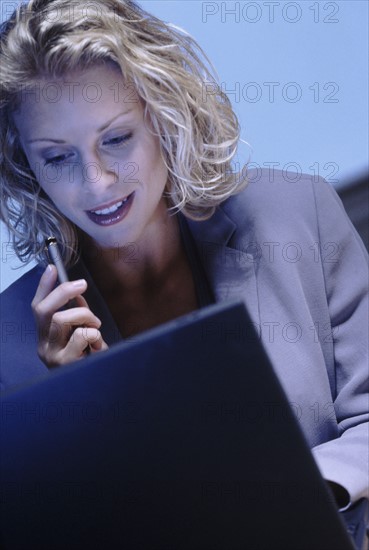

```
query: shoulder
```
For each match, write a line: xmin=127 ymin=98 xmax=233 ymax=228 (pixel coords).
xmin=0 ymin=264 xmax=47 ymax=392
xmin=1 ymin=264 xmax=44 ymax=308
xmin=0 ymin=264 xmax=44 ymax=332
xmin=222 ymin=168 xmax=330 ymax=224
xmin=188 ymin=167 xmax=365 ymax=260
xmin=219 ymin=168 xmax=362 ymax=248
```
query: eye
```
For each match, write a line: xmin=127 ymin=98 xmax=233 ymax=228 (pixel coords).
xmin=44 ymin=153 xmax=74 ymax=167
xmin=102 ymin=132 xmax=133 ymax=147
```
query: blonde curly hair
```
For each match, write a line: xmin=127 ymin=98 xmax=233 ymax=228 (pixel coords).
xmin=0 ymin=0 xmax=246 ymax=266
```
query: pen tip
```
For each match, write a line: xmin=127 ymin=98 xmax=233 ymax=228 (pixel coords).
xmin=45 ymin=236 xmax=57 ymax=246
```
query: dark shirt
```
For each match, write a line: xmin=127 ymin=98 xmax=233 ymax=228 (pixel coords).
xmin=178 ymin=213 xmax=214 ymax=308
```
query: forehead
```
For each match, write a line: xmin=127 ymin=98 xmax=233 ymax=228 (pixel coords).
xmin=13 ymin=64 xmax=141 ymax=129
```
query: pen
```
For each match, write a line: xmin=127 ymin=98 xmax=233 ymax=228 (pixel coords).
xmin=45 ymin=236 xmax=90 ymax=353
xmin=45 ymin=237 xmax=69 ymax=284
xmin=45 ymin=237 xmax=79 ymax=310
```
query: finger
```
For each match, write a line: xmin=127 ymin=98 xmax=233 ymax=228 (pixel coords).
xmin=40 ymin=329 xmax=108 ymax=367
xmin=32 ymin=279 xmax=87 ymax=328
xmin=47 ymin=308 xmax=102 ymax=348
xmin=63 ymin=327 xmax=106 ymax=362
xmin=74 ymin=294 xmax=89 ymax=308
xmin=89 ymin=336 xmax=109 ymax=353
xmin=32 ymin=265 xmax=58 ymax=306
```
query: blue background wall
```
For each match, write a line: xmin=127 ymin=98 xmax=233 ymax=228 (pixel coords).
xmin=1 ymin=0 xmax=368 ymax=290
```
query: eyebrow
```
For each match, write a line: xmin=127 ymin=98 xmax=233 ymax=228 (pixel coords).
xmin=27 ymin=109 xmax=134 ymax=144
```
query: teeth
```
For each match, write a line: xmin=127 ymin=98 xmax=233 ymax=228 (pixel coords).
xmin=92 ymin=197 xmax=128 ymax=215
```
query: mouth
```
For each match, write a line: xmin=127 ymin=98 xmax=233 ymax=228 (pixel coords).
xmin=86 ymin=192 xmax=135 ymax=226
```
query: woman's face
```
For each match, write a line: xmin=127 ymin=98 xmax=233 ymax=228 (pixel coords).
xmin=14 ymin=64 xmax=169 ymax=250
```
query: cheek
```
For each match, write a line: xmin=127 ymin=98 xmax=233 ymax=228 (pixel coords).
xmin=28 ymin=159 xmax=65 ymax=192
xmin=115 ymin=160 xmax=140 ymax=187
xmin=146 ymin=145 xmax=168 ymax=189
xmin=135 ymin=134 xmax=167 ymax=183
xmin=154 ymin=157 xmax=169 ymax=192
xmin=37 ymin=164 xmax=81 ymax=205
xmin=38 ymin=183 xmax=75 ymax=216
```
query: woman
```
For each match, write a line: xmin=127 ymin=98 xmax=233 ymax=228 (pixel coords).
xmin=0 ymin=0 xmax=368 ymax=521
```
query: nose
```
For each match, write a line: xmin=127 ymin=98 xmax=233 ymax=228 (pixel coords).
xmin=81 ymin=151 xmax=118 ymax=190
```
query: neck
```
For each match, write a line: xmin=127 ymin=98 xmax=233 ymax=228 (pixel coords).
xmin=80 ymin=211 xmax=182 ymax=295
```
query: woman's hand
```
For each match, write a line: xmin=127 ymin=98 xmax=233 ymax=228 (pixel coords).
xmin=32 ymin=265 xmax=109 ymax=368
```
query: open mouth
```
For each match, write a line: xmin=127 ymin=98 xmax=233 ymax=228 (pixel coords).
xmin=86 ymin=192 xmax=135 ymax=226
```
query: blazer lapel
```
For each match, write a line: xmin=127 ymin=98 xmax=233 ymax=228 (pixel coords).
xmin=187 ymin=207 xmax=260 ymax=327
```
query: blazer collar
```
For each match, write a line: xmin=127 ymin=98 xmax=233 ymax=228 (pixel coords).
xmin=187 ymin=206 xmax=260 ymax=325
xmin=186 ymin=205 xmax=238 ymax=246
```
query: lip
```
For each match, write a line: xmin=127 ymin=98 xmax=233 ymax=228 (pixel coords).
xmin=86 ymin=192 xmax=135 ymax=226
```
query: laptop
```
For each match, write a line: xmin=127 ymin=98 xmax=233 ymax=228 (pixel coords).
xmin=0 ymin=300 xmax=355 ymax=549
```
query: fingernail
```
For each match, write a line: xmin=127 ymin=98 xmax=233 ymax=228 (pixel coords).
xmin=46 ymin=264 xmax=56 ymax=277
xmin=72 ymin=279 xmax=87 ymax=287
